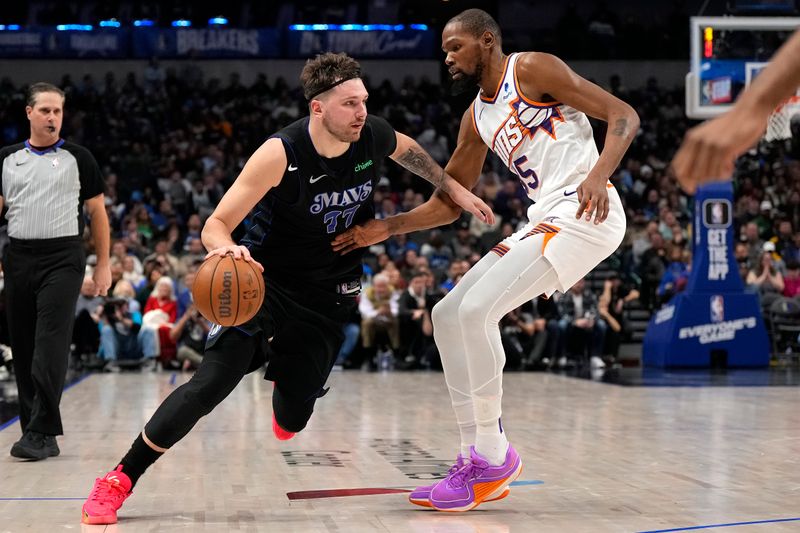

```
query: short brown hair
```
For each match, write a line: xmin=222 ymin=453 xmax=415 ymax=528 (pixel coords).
xmin=27 ymin=82 xmax=65 ymax=107
xmin=300 ymin=52 xmax=361 ymax=101
xmin=447 ymin=8 xmax=502 ymax=45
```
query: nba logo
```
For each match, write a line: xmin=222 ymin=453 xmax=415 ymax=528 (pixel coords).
xmin=711 ymin=202 xmax=724 ymax=225
xmin=710 ymin=295 xmax=724 ymax=323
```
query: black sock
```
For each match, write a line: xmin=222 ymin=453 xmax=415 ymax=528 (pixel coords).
xmin=118 ymin=433 xmax=164 ymax=488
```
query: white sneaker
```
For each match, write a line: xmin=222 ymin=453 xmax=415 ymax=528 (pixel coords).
xmin=590 ymin=356 xmax=606 ymax=369
xmin=557 ymin=356 xmax=568 ymax=368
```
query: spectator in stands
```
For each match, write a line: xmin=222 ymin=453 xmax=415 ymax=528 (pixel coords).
xmin=121 ymin=255 xmax=145 ymax=290
xmin=359 ymin=273 xmax=400 ymax=368
xmin=639 ymin=232 xmax=668 ymax=309
xmin=73 ymin=277 xmax=104 ymax=362
xmin=175 ymin=270 xmax=196 ymax=319
xmin=335 ymin=305 xmax=362 ymax=370
xmin=397 ymin=270 xmax=434 ymax=370
xmin=772 ymin=220 xmax=796 ymax=261
xmin=136 ymin=261 xmax=164 ymax=310
xmin=501 ymin=303 xmax=549 ymax=370
xmin=783 ymin=260 xmax=800 ymax=298
xmin=449 ymin=219 xmax=478 ymax=260
xmin=113 ymin=280 xmax=141 ymax=314
xmin=746 ymin=243 xmax=785 ymax=297
xmin=139 ymin=276 xmax=178 ymax=365
xmin=440 ymin=260 xmax=469 ymax=294
xmin=99 ymin=297 xmax=143 ymax=369
xmin=169 ymin=304 xmax=210 ymax=371
xmin=657 ymin=246 xmax=690 ymax=304
xmin=420 ymin=229 xmax=453 ymax=279
xmin=111 ymin=240 xmax=142 ymax=276
xmin=143 ymin=239 xmax=180 ymax=278
xmin=556 ymin=278 xmax=607 ymax=369
xmin=385 ymin=233 xmax=419 ymax=263
xmin=742 ymin=222 xmax=764 ymax=266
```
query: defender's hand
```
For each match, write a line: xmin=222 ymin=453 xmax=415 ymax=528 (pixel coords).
xmin=670 ymin=110 xmax=767 ymax=194
xmin=446 ymin=185 xmax=495 ymax=225
xmin=331 ymin=219 xmax=391 ymax=255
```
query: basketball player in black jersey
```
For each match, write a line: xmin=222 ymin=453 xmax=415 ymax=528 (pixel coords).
xmin=80 ymin=52 xmax=494 ymax=525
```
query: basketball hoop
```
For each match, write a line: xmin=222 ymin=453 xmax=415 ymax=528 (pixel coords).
xmin=765 ymin=90 xmax=800 ymax=141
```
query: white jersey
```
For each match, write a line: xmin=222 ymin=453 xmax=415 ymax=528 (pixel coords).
xmin=471 ymin=52 xmax=599 ymax=203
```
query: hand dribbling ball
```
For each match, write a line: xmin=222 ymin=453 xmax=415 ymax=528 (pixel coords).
xmin=192 ymin=254 xmax=265 ymax=327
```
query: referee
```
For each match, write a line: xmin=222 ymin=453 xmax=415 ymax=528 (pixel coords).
xmin=0 ymin=83 xmax=110 ymax=460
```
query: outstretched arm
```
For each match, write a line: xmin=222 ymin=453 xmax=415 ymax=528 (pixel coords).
xmin=331 ymin=107 xmax=488 ymax=254
xmin=671 ymin=29 xmax=800 ymax=193
xmin=390 ymin=131 xmax=493 ymax=223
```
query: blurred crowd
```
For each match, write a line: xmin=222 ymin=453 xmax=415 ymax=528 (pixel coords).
xmin=0 ymin=58 xmax=799 ymax=374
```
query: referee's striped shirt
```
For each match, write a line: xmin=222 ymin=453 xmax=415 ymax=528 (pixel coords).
xmin=0 ymin=139 xmax=104 ymax=239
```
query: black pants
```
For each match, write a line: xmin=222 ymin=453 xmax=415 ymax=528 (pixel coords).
xmin=4 ymin=237 xmax=85 ymax=436
xmin=145 ymin=277 xmax=355 ymax=449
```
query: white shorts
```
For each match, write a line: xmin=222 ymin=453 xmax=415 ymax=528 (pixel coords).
xmin=495 ymin=183 xmax=626 ymax=295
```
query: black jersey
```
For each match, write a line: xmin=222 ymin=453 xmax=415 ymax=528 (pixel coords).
xmin=241 ymin=115 xmax=397 ymax=290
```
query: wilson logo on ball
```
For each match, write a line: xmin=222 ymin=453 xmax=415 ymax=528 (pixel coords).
xmin=218 ymin=271 xmax=233 ymax=318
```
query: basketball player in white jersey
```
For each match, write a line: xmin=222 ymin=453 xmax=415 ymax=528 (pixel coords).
xmin=332 ymin=8 xmax=639 ymax=511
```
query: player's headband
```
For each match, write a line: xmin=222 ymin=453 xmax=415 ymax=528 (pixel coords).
xmin=306 ymin=72 xmax=361 ymax=101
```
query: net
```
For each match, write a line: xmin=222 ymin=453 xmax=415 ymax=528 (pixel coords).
xmin=765 ymin=91 xmax=800 ymax=141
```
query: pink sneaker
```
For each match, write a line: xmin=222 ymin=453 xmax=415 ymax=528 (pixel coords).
xmin=81 ymin=465 xmax=132 ymax=524
xmin=430 ymin=445 xmax=522 ymax=512
xmin=408 ymin=454 xmax=511 ymax=508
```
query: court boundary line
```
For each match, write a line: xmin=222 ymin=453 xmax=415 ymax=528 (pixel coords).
xmin=638 ymin=517 xmax=800 ymax=532
xmin=0 ymin=373 xmax=92 ymax=433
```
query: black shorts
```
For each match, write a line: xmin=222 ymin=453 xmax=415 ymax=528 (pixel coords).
xmin=205 ymin=276 xmax=357 ymax=398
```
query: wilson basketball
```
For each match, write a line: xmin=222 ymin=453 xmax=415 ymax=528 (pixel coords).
xmin=192 ymin=254 xmax=265 ymax=327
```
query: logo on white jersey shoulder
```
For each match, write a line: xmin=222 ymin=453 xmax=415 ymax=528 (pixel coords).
xmin=287 ymin=164 xmax=298 ymax=171
xmin=309 ymin=174 xmax=328 ymax=184
xmin=501 ymin=82 xmax=512 ymax=102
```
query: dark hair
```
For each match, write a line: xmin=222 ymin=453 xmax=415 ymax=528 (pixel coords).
xmin=27 ymin=82 xmax=65 ymax=107
xmin=447 ymin=8 xmax=502 ymax=45
xmin=300 ymin=52 xmax=362 ymax=101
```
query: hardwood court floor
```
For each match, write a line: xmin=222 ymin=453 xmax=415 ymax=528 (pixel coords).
xmin=1 ymin=370 xmax=799 ymax=532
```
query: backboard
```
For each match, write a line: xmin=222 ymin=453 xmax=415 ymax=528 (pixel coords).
xmin=686 ymin=16 xmax=800 ymax=119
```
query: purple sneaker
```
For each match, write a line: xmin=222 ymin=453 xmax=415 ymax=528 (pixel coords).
xmin=408 ymin=453 xmax=511 ymax=508
xmin=429 ymin=445 xmax=522 ymax=512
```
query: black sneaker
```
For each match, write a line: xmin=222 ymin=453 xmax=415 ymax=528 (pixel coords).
xmin=44 ymin=435 xmax=60 ymax=457
xmin=10 ymin=431 xmax=57 ymax=460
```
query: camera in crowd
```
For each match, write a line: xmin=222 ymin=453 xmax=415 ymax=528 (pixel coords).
xmin=102 ymin=297 xmax=129 ymax=322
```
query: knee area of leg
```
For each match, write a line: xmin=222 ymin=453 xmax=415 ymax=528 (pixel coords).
xmin=431 ymin=298 xmax=457 ymax=329
xmin=183 ymin=385 xmax=224 ymax=416
xmin=456 ymin=297 xmax=489 ymax=325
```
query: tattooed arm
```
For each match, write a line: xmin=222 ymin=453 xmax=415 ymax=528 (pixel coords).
xmin=388 ymin=132 xmax=493 ymax=222
xmin=516 ymin=52 xmax=639 ymax=223
xmin=390 ymin=133 xmax=452 ymax=193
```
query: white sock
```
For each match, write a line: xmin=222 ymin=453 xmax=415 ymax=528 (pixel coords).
xmin=473 ymin=394 xmax=508 ymax=465
xmin=475 ymin=418 xmax=508 ymax=466
xmin=451 ymin=397 xmax=475 ymax=460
